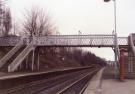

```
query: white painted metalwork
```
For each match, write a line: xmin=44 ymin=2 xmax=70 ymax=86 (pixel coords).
xmin=0 ymin=34 xmax=129 ymax=72
xmin=8 ymin=42 xmax=36 ymax=72
xmin=0 ymin=35 xmax=128 ymax=47
xmin=129 ymin=34 xmax=135 ymax=56
xmin=0 ymin=38 xmax=23 ymax=68
xmin=0 ymin=36 xmax=21 ymax=46
xmin=37 ymin=53 xmax=40 ymax=70
xmin=32 ymin=49 xmax=35 ymax=71
xmin=128 ymin=34 xmax=135 ymax=74
xmin=33 ymin=35 xmax=127 ymax=47
xmin=35 ymin=35 xmax=115 ymax=47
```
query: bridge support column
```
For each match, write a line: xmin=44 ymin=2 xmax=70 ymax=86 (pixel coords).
xmin=119 ymin=48 xmax=126 ymax=81
xmin=19 ymin=63 xmax=22 ymax=70
xmin=37 ymin=53 xmax=40 ymax=70
xmin=32 ymin=49 xmax=35 ymax=71
xmin=26 ymin=55 xmax=29 ymax=69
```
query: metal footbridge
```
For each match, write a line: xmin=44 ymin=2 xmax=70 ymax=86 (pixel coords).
xmin=0 ymin=34 xmax=134 ymax=73
xmin=0 ymin=34 xmax=127 ymax=47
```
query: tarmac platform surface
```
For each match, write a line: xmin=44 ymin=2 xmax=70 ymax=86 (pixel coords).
xmin=102 ymin=79 xmax=135 ymax=94
xmin=83 ymin=68 xmax=135 ymax=94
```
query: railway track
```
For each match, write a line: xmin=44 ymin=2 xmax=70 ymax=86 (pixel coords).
xmin=0 ymin=66 xmax=100 ymax=94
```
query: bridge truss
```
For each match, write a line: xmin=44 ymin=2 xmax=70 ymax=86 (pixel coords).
xmin=0 ymin=34 xmax=128 ymax=47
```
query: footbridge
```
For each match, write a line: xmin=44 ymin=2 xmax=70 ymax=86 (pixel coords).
xmin=0 ymin=34 xmax=134 ymax=78
xmin=0 ymin=34 xmax=128 ymax=47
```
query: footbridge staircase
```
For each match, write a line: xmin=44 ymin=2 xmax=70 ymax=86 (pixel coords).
xmin=0 ymin=37 xmax=36 ymax=72
xmin=124 ymin=34 xmax=135 ymax=78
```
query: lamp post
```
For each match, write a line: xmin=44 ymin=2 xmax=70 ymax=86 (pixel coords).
xmin=104 ymin=0 xmax=117 ymax=35
xmin=78 ymin=30 xmax=82 ymax=45
xmin=104 ymin=0 xmax=119 ymax=78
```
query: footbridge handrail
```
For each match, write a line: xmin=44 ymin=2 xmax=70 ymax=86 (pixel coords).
xmin=0 ymin=38 xmax=24 ymax=68
xmin=129 ymin=34 xmax=135 ymax=56
xmin=0 ymin=35 xmax=128 ymax=47
xmin=8 ymin=41 xmax=36 ymax=72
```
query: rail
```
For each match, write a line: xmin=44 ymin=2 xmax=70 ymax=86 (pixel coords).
xmin=0 ymin=66 xmax=99 ymax=94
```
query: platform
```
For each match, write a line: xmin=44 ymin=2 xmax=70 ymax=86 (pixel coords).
xmin=83 ymin=68 xmax=104 ymax=94
xmin=0 ymin=68 xmax=68 ymax=80
xmin=0 ymin=67 xmax=92 ymax=80
xmin=102 ymin=79 xmax=135 ymax=94
xmin=83 ymin=68 xmax=135 ymax=94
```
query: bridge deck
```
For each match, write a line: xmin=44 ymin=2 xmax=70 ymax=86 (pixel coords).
xmin=0 ymin=35 xmax=128 ymax=47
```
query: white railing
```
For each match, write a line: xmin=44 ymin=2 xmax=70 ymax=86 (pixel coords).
xmin=0 ymin=35 xmax=128 ymax=47
xmin=8 ymin=42 xmax=36 ymax=72
xmin=0 ymin=36 xmax=21 ymax=46
xmin=34 ymin=35 xmax=127 ymax=47
xmin=0 ymin=39 xmax=23 ymax=68
xmin=129 ymin=34 xmax=135 ymax=56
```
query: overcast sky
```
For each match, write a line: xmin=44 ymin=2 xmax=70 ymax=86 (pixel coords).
xmin=6 ymin=0 xmax=135 ymax=60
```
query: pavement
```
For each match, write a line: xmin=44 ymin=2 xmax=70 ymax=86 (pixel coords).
xmin=83 ymin=68 xmax=135 ymax=94
xmin=102 ymin=79 xmax=135 ymax=94
xmin=83 ymin=68 xmax=104 ymax=94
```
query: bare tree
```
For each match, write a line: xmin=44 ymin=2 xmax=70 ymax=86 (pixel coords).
xmin=21 ymin=7 xmax=57 ymax=70
xmin=0 ymin=0 xmax=12 ymax=36
xmin=23 ymin=7 xmax=56 ymax=37
xmin=3 ymin=8 xmax=12 ymax=36
xmin=0 ymin=0 xmax=5 ymax=36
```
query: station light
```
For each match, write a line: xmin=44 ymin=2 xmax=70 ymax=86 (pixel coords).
xmin=104 ymin=0 xmax=111 ymax=2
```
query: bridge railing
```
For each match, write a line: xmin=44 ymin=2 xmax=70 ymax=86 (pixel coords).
xmin=0 ymin=35 xmax=128 ymax=47
xmin=0 ymin=36 xmax=21 ymax=46
xmin=8 ymin=41 xmax=36 ymax=72
xmin=34 ymin=35 xmax=115 ymax=47
xmin=117 ymin=37 xmax=128 ymax=46
xmin=0 ymin=38 xmax=24 ymax=68
xmin=129 ymin=34 xmax=135 ymax=56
